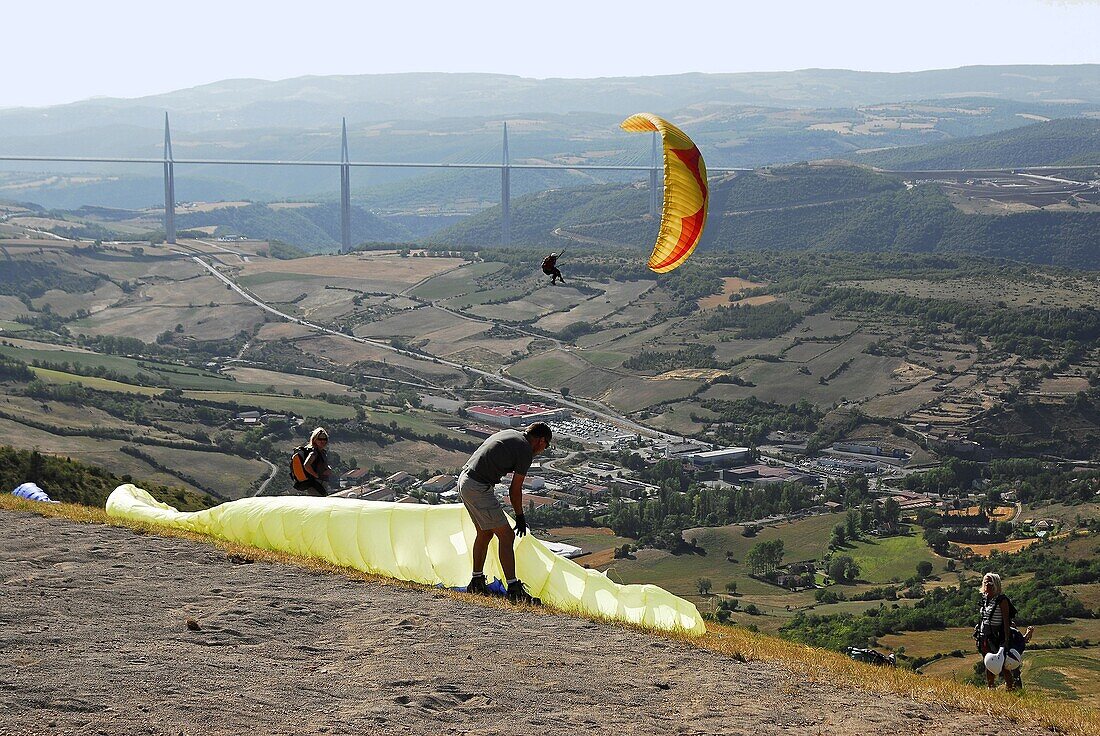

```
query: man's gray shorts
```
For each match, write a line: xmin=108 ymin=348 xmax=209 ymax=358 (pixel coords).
xmin=457 ymin=472 xmax=508 ymax=531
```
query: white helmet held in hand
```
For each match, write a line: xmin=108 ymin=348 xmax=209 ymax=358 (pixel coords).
xmin=984 ymin=647 xmax=1005 ymax=675
xmin=1003 ymin=648 xmax=1022 ymax=671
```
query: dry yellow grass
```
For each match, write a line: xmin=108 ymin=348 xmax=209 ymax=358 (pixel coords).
xmin=2 ymin=495 xmax=1095 ymax=736
xmin=946 ymin=505 xmax=1015 ymax=520
xmin=654 ymin=368 xmax=730 ymax=380
xmin=571 ymin=548 xmax=617 ymax=568
xmin=728 ymin=294 xmax=778 ymax=307
xmin=697 ymin=277 xmax=767 ymax=310
xmin=239 ymin=253 xmax=458 ymax=283
xmin=961 ymin=538 xmax=1041 ymax=557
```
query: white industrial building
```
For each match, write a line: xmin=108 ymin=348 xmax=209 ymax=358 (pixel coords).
xmin=684 ymin=447 xmax=752 ymax=467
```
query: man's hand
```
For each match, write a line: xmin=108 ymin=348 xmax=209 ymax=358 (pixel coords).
xmin=514 ymin=513 xmax=528 ymax=537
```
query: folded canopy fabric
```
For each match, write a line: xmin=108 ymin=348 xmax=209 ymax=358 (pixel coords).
xmin=12 ymin=482 xmax=57 ymax=503
xmin=106 ymin=484 xmax=705 ymax=635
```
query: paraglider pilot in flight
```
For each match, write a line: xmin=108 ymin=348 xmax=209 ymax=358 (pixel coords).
xmin=541 ymin=251 xmax=565 ymax=285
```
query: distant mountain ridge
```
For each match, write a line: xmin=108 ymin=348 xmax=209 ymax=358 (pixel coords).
xmin=3 ymin=66 xmax=1099 ymax=131
xmin=2 ymin=66 xmax=1098 ymax=209
xmin=851 ymin=118 xmax=1100 ymax=169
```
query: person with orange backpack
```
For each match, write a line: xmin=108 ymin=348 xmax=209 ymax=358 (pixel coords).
xmin=541 ymin=250 xmax=565 ymax=285
xmin=289 ymin=427 xmax=331 ymax=496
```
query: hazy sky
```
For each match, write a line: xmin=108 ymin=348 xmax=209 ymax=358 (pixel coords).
xmin=4 ymin=0 xmax=1098 ymax=108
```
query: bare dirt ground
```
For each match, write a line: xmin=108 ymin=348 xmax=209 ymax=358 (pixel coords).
xmin=696 ymin=277 xmax=766 ymax=310
xmin=0 ymin=512 xmax=1049 ymax=736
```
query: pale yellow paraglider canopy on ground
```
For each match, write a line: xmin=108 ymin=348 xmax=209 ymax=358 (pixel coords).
xmin=106 ymin=485 xmax=706 ymax=635
xmin=621 ymin=112 xmax=709 ymax=274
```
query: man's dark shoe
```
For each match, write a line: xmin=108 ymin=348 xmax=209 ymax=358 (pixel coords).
xmin=466 ymin=575 xmax=490 ymax=595
xmin=506 ymin=580 xmax=541 ymax=605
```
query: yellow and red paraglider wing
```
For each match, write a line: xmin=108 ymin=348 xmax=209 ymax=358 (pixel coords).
xmin=621 ymin=113 xmax=709 ymax=273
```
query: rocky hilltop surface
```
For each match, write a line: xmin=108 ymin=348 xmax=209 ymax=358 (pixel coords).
xmin=0 ymin=512 xmax=1048 ymax=736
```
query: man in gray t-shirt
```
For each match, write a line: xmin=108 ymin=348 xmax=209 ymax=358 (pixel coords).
xmin=465 ymin=429 xmax=534 ymax=487
xmin=457 ymin=422 xmax=552 ymax=604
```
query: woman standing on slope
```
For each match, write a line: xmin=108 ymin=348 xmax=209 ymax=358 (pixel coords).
xmin=976 ymin=572 xmax=1028 ymax=690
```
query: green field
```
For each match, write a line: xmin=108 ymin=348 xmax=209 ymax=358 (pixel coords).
xmin=441 ymin=286 xmax=527 ymax=310
xmin=30 ymin=367 xmax=164 ymax=396
xmin=0 ymin=395 xmax=179 ymax=439
xmin=0 ymin=320 xmax=30 ymax=333
xmin=1066 ymin=582 xmax=1100 ymax=611
xmin=410 ymin=262 xmax=504 ymax=300
xmin=181 ymin=391 xmax=357 ymax=420
xmin=0 ymin=416 xmax=196 ymax=492
xmin=578 ymin=350 xmax=631 ymax=369
xmin=0 ymin=344 xmax=251 ymax=391
xmin=1045 ymin=533 xmax=1098 ymax=562
xmin=605 ymin=377 xmax=703 ymax=413
xmin=1024 ymin=501 xmax=1100 ymax=527
xmin=508 ymin=351 xmax=587 ymax=386
xmin=881 ymin=619 xmax=1100 ymax=659
xmin=339 ymin=438 xmax=467 ymax=476
xmin=1021 ymin=647 xmax=1100 ymax=701
xmin=919 ymin=643 xmax=1100 ymax=703
xmin=645 ymin=400 xmax=714 ymax=436
xmin=365 ymin=407 xmax=470 ymax=442
xmin=845 ymin=533 xmax=950 ymax=584
xmin=137 ymin=445 xmax=269 ymax=500
xmin=610 ymin=513 xmax=842 ymax=597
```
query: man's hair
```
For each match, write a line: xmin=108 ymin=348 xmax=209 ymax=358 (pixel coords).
xmin=525 ymin=422 xmax=552 ymax=443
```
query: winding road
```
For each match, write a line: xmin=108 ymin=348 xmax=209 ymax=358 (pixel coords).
xmin=253 ymin=457 xmax=279 ymax=497
xmin=185 ymin=254 xmax=678 ymax=441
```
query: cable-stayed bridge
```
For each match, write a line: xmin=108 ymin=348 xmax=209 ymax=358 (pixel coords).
xmin=1 ymin=114 xmax=1092 ymax=249
xmin=0 ymin=113 xmax=743 ymax=248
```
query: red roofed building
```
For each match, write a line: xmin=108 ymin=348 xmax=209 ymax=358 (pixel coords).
xmin=466 ymin=403 xmax=570 ymax=427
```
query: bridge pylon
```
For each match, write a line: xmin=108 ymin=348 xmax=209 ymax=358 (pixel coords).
xmin=163 ymin=113 xmax=176 ymax=245
xmin=341 ymin=118 xmax=351 ymax=251
xmin=501 ymin=122 xmax=510 ymax=248
xmin=650 ymin=132 xmax=659 ymax=219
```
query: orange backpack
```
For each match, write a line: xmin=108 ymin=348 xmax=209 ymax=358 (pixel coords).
xmin=289 ymin=446 xmax=310 ymax=482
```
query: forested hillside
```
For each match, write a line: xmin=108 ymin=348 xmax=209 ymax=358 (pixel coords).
xmin=712 ymin=185 xmax=1100 ymax=269
xmin=429 ymin=184 xmax=655 ymax=249
xmin=851 ymin=118 xmax=1100 ymax=169
xmin=431 ymin=165 xmax=1100 ymax=269
xmin=177 ymin=203 xmax=410 ymax=251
